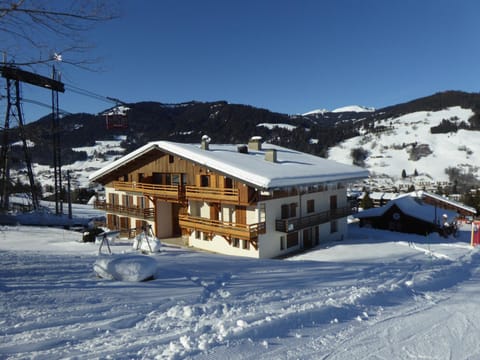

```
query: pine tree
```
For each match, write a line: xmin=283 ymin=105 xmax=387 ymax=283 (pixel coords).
xmin=360 ymin=192 xmax=374 ymax=209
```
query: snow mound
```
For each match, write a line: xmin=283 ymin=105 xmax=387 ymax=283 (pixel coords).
xmin=93 ymin=254 xmax=158 ymax=282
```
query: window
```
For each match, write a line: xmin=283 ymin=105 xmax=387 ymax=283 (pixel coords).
xmin=172 ymin=174 xmax=180 ymax=185
xmin=122 ymin=195 xmax=133 ymax=207
xmin=224 ymin=177 xmax=233 ymax=188
xmin=330 ymin=195 xmax=338 ymax=210
xmin=307 ymin=199 xmax=315 ymax=213
xmin=138 ymin=173 xmax=144 ymax=182
xmin=152 ymin=172 xmax=162 ymax=184
xmin=232 ymin=238 xmax=240 ymax=248
xmin=242 ymin=240 xmax=250 ymax=250
xmin=259 ymin=203 xmax=266 ymax=222
xmin=290 ymin=203 xmax=297 ymax=217
xmin=281 ymin=203 xmax=298 ymax=219
xmin=330 ymin=220 xmax=338 ymax=233
xmin=280 ymin=236 xmax=285 ymax=250
xmin=200 ymin=175 xmax=210 ymax=187
xmin=108 ymin=194 xmax=119 ymax=205
xmin=123 ymin=174 xmax=128 ymax=181
xmin=195 ymin=231 xmax=201 ymax=240
xmin=287 ymin=232 xmax=299 ymax=248
xmin=169 ymin=155 xmax=174 ymax=163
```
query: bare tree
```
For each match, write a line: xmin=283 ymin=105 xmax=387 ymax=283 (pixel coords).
xmin=0 ymin=0 xmax=119 ymax=69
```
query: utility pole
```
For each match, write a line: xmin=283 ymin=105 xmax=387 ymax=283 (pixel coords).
xmin=67 ymin=170 xmax=72 ymax=219
xmin=51 ymin=66 xmax=63 ymax=215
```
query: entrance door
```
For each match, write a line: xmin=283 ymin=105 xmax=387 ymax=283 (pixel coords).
xmin=171 ymin=203 xmax=183 ymax=236
xmin=303 ymin=228 xmax=313 ymax=248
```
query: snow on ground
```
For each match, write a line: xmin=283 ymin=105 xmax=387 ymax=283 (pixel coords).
xmin=22 ymin=140 xmax=126 ymax=190
xmin=257 ymin=123 xmax=297 ymax=131
xmin=1 ymin=221 xmax=480 ymax=359
xmin=328 ymin=106 xmax=478 ymax=181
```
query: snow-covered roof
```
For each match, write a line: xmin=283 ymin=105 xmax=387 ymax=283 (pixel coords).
xmin=369 ymin=192 xmax=397 ymax=201
xmin=354 ymin=195 xmax=458 ymax=225
xmin=413 ymin=190 xmax=477 ymax=215
xmin=89 ymin=141 xmax=369 ymax=189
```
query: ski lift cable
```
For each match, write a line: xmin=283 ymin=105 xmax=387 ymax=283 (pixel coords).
xmin=22 ymin=98 xmax=71 ymax=115
xmin=64 ymin=83 xmax=125 ymax=106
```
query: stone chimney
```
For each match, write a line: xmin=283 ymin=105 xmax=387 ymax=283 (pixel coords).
xmin=248 ymin=136 xmax=262 ymax=151
xmin=265 ymin=148 xmax=277 ymax=163
xmin=201 ymin=135 xmax=211 ymax=150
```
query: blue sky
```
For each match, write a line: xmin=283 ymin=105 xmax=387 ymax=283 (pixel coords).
xmin=16 ymin=0 xmax=480 ymax=121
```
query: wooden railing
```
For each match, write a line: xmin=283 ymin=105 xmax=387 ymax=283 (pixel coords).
xmin=275 ymin=206 xmax=353 ymax=233
xmin=179 ymin=214 xmax=266 ymax=241
xmin=185 ymin=186 xmax=243 ymax=204
xmin=112 ymin=181 xmax=182 ymax=201
xmin=94 ymin=200 xmax=155 ymax=220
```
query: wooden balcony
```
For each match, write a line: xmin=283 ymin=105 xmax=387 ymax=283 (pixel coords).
xmin=185 ymin=186 xmax=246 ymax=205
xmin=178 ymin=214 xmax=266 ymax=241
xmin=112 ymin=181 xmax=182 ymax=202
xmin=94 ymin=200 xmax=155 ymax=220
xmin=275 ymin=206 xmax=353 ymax=233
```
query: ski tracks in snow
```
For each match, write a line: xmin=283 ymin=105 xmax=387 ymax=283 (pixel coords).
xmin=1 ymin=238 xmax=480 ymax=359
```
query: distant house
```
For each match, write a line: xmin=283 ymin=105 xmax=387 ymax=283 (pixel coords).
xmin=353 ymin=195 xmax=458 ymax=235
xmin=89 ymin=137 xmax=368 ymax=258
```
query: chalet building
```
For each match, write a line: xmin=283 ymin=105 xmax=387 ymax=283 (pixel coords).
xmin=358 ymin=190 xmax=476 ymax=219
xmin=353 ymin=195 xmax=459 ymax=236
xmin=89 ymin=137 xmax=368 ymax=258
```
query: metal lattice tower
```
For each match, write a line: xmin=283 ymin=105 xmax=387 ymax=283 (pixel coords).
xmin=0 ymin=65 xmax=64 ymax=213
xmin=0 ymin=77 xmax=38 ymax=210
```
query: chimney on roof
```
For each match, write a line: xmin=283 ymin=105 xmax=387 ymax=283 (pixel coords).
xmin=237 ymin=144 xmax=248 ymax=154
xmin=201 ymin=135 xmax=211 ymax=150
xmin=265 ymin=148 xmax=277 ymax=163
xmin=248 ymin=136 xmax=262 ymax=151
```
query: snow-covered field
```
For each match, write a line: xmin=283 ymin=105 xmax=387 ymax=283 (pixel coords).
xmin=1 ymin=222 xmax=480 ymax=359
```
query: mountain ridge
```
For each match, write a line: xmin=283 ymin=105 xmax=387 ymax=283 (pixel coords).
xmin=3 ymin=90 xmax=480 ymax=198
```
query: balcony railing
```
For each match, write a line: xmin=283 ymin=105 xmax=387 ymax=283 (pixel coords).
xmin=178 ymin=214 xmax=266 ymax=241
xmin=94 ymin=200 xmax=155 ymax=220
xmin=112 ymin=181 xmax=182 ymax=201
xmin=275 ymin=206 xmax=353 ymax=233
xmin=185 ymin=186 xmax=245 ymax=204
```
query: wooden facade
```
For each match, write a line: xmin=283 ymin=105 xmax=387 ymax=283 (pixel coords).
xmin=94 ymin=150 xmax=264 ymax=242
